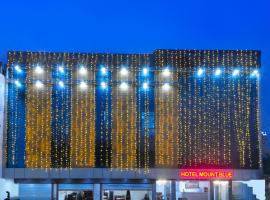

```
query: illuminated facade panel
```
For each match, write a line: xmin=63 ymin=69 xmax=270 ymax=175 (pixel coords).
xmin=6 ymin=50 xmax=260 ymax=169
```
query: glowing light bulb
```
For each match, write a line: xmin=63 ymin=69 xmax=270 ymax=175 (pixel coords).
xmin=79 ymin=66 xmax=87 ymax=75
xmin=162 ymin=68 xmax=170 ymax=76
xmin=101 ymin=67 xmax=107 ymax=75
xmin=162 ymin=83 xmax=170 ymax=91
xmin=14 ymin=80 xmax=22 ymax=87
xmin=251 ymin=69 xmax=259 ymax=77
xmin=15 ymin=65 xmax=22 ymax=73
xmin=58 ymin=81 xmax=64 ymax=88
xmin=120 ymin=67 xmax=128 ymax=76
xmin=197 ymin=68 xmax=204 ymax=76
xmin=232 ymin=69 xmax=240 ymax=76
xmin=35 ymin=65 xmax=43 ymax=74
xmin=143 ymin=68 xmax=148 ymax=75
xmin=79 ymin=81 xmax=87 ymax=90
xmin=143 ymin=82 xmax=149 ymax=90
xmin=101 ymin=81 xmax=107 ymax=89
xmin=120 ymin=82 xmax=128 ymax=90
xmin=58 ymin=66 xmax=64 ymax=73
xmin=215 ymin=68 xmax=222 ymax=76
xmin=156 ymin=180 xmax=167 ymax=185
xmin=35 ymin=80 xmax=43 ymax=89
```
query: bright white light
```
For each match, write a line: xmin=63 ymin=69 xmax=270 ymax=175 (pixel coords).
xmin=79 ymin=81 xmax=87 ymax=90
xmin=156 ymin=180 xmax=167 ymax=185
xmin=213 ymin=181 xmax=228 ymax=186
xmin=162 ymin=83 xmax=170 ymax=91
xmin=232 ymin=69 xmax=240 ymax=76
xmin=197 ymin=68 xmax=204 ymax=76
xmin=35 ymin=80 xmax=43 ymax=89
xmin=120 ymin=82 xmax=128 ymax=90
xmin=143 ymin=68 xmax=148 ymax=75
xmin=143 ymin=82 xmax=149 ymax=90
xmin=35 ymin=65 xmax=43 ymax=74
xmin=162 ymin=68 xmax=170 ymax=76
xmin=251 ymin=69 xmax=259 ymax=77
xmin=58 ymin=66 xmax=64 ymax=73
xmin=79 ymin=66 xmax=87 ymax=75
xmin=14 ymin=80 xmax=22 ymax=87
xmin=101 ymin=67 xmax=107 ymax=74
xmin=58 ymin=81 xmax=64 ymax=88
xmin=215 ymin=68 xmax=222 ymax=76
xmin=15 ymin=65 xmax=22 ymax=73
xmin=101 ymin=81 xmax=107 ymax=89
xmin=120 ymin=67 xmax=128 ymax=76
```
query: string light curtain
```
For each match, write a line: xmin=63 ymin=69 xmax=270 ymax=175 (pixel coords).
xmin=111 ymin=54 xmax=138 ymax=170
xmin=6 ymin=50 xmax=261 ymax=169
xmin=155 ymin=50 xmax=179 ymax=168
xmin=70 ymin=54 xmax=96 ymax=168
xmin=51 ymin=53 xmax=71 ymax=168
xmin=6 ymin=52 xmax=26 ymax=168
xmin=154 ymin=49 xmax=261 ymax=169
xmin=25 ymin=53 xmax=52 ymax=168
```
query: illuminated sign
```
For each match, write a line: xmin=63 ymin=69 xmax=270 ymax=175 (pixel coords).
xmin=179 ymin=169 xmax=233 ymax=180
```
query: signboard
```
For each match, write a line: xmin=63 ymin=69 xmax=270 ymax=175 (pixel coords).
xmin=179 ymin=169 xmax=233 ymax=180
xmin=185 ymin=181 xmax=199 ymax=189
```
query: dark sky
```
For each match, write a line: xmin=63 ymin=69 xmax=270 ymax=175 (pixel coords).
xmin=0 ymin=0 xmax=269 ymax=135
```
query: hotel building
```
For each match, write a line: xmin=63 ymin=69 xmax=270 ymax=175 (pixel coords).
xmin=0 ymin=50 xmax=263 ymax=199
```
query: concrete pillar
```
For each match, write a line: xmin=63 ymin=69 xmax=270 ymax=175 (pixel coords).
xmin=100 ymin=184 xmax=103 ymax=200
xmin=228 ymin=180 xmax=232 ymax=200
xmin=52 ymin=184 xmax=58 ymax=200
xmin=210 ymin=181 xmax=214 ymax=200
xmin=94 ymin=184 xmax=101 ymax=200
xmin=171 ymin=180 xmax=176 ymax=200
xmin=152 ymin=182 xmax=156 ymax=200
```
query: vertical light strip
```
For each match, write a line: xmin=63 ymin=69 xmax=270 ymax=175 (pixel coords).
xmin=70 ymin=54 xmax=96 ymax=167
xmin=25 ymin=53 xmax=51 ymax=168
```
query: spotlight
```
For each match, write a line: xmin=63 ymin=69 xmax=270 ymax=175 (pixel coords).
xmin=15 ymin=65 xmax=22 ymax=73
xmin=35 ymin=80 xmax=43 ymax=89
xmin=58 ymin=66 xmax=64 ymax=73
xmin=120 ymin=82 xmax=128 ymax=90
xmin=162 ymin=83 xmax=170 ymax=91
xmin=197 ymin=68 xmax=204 ymax=77
xmin=14 ymin=80 xmax=22 ymax=87
xmin=58 ymin=81 xmax=64 ymax=88
xmin=232 ymin=69 xmax=240 ymax=77
xmin=143 ymin=68 xmax=148 ymax=75
xmin=143 ymin=82 xmax=149 ymax=90
xmin=156 ymin=180 xmax=167 ymax=185
xmin=35 ymin=65 xmax=43 ymax=74
xmin=162 ymin=68 xmax=170 ymax=77
xmin=101 ymin=67 xmax=107 ymax=75
xmin=120 ymin=67 xmax=128 ymax=76
xmin=101 ymin=81 xmax=107 ymax=89
xmin=251 ymin=69 xmax=259 ymax=77
xmin=79 ymin=66 xmax=87 ymax=75
xmin=215 ymin=68 xmax=222 ymax=76
xmin=79 ymin=81 xmax=87 ymax=90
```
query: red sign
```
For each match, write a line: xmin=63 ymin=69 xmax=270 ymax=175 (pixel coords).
xmin=179 ymin=169 xmax=233 ymax=180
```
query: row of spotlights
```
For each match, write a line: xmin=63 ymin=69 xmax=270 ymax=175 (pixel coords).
xmin=14 ymin=65 xmax=260 ymax=78
xmin=197 ymin=68 xmax=259 ymax=77
xmin=15 ymin=80 xmax=171 ymax=91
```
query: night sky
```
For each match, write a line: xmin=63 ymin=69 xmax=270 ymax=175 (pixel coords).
xmin=0 ymin=0 xmax=269 ymax=138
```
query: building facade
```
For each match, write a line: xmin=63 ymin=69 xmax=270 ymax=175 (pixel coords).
xmin=0 ymin=50 xmax=263 ymax=200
